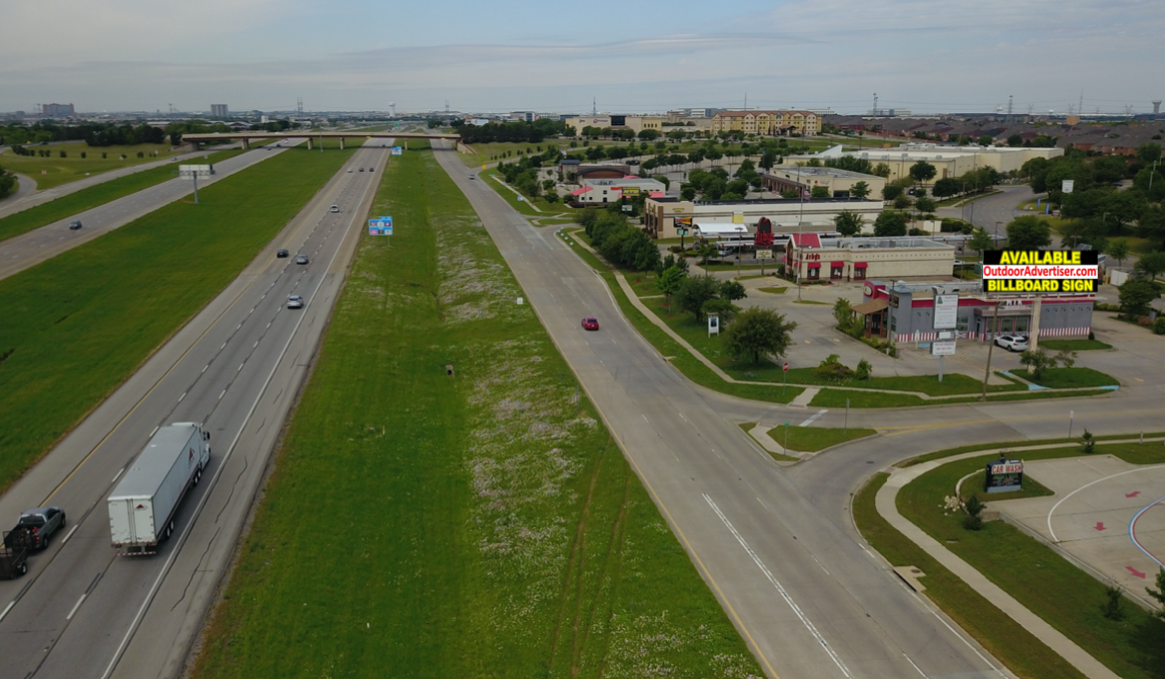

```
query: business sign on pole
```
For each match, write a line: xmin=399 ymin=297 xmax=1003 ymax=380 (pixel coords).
xmin=178 ymin=164 xmax=215 ymax=177
xmin=933 ymin=294 xmax=959 ymax=330
xmin=756 ymin=249 xmax=773 ymax=260
xmin=931 ymin=340 xmax=957 ymax=356
xmin=984 ymin=459 xmax=1024 ymax=493
xmin=621 ymin=187 xmax=640 ymax=197
xmin=674 ymin=216 xmax=692 ymax=228
xmin=368 ymin=216 xmax=394 ymax=236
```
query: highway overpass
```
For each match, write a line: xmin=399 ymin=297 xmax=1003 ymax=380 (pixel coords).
xmin=179 ymin=131 xmax=460 ymax=150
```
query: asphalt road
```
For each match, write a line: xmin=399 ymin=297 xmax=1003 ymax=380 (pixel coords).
xmin=0 ymin=140 xmax=302 ymax=282
xmin=432 ymin=141 xmax=1009 ymax=679
xmin=0 ymin=142 xmax=386 ymax=679
xmin=950 ymin=185 xmax=1037 ymax=236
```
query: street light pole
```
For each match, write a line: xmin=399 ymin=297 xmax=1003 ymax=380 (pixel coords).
xmin=982 ymin=299 xmax=1002 ymax=401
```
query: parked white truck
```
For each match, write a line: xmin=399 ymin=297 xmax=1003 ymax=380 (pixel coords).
xmin=108 ymin=422 xmax=210 ymax=555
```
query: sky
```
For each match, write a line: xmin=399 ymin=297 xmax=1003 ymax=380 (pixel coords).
xmin=2 ymin=0 xmax=1162 ymax=116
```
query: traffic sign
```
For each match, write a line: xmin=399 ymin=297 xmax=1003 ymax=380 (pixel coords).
xmin=783 ymin=362 xmax=789 ymax=372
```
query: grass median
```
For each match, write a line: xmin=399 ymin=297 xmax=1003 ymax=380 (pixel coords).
xmin=0 ymin=148 xmax=243 ymax=244
xmin=853 ymin=474 xmax=1088 ymax=679
xmin=192 ymin=148 xmax=764 ymax=678
xmin=0 ymin=141 xmax=185 ymax=189
xmin=0 ymin=146 xmax=354 ymax=491
xmin=898 ymin=443 xmax=1165 ymax=679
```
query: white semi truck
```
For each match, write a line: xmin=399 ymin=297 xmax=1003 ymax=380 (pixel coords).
xmin=108 ymin=422 xmax=210 ymax=555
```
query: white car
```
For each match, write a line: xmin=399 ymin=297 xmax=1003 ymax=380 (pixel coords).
xmin=994 ymin=334 xmax=1028 ymax=352
xmin=287 ymin=294 xmax=304 ymax=309
xmin=330 ymin=205 xmax=340 ymax=213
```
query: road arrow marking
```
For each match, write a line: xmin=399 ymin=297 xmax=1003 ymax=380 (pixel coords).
xmin=1126 ymin=491 xmax=1141 ymax=498
xmin=1095 ymin=522 xmax=1106 ymax=531
xmin=1127 ymin=566 xmax=1147 ymax=579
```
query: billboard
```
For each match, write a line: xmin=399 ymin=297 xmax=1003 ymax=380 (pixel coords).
xmin=984 ymin=459 xmax=1024 ymax=493
xmin=981 ymin=250 xmax=1099 ymax=294
xmin=933 ymin=294 xmax=959 ymax=330
xmin=178 ymin=164 xmax=214 ymax=176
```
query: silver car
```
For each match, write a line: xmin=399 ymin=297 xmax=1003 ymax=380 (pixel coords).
xmin=287 ymin=294 xmax=304 ymax=309
xmin=296 ymin=254 xmax=309 ymax=265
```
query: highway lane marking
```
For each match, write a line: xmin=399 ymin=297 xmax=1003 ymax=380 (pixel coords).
xmin=237 ymin=363 xmax=245 ymax=372
xmin=902 ymin=653 xmax=928 ymax=678
xmin=100 ymin=156 xmax=376 ymax=679
xmin=202 ymin=364 xmax=208 ymax=374
xmin=218 ymin=389 xmax=226 ymax=400
xmin=704 ymin=493 xmax=853 ymax=678
xmin=800 ymin=410 xmax=828 ymax=427
xmin=178 ymin=391 xmax=186 ymax=403
xmin=0 ymin=601 xmax=14 ymax=623
xmin=61 ymin=524 xmax=80 ymax=545
xmin=66 ymin=593 xmax=87 ymax=620
xmin=254 ymin=341 xmax=259 ymax=348
xmin=150 ymin=426 xmax=159 ymax=438
xmin=112 ymin=467 xmax=124 ymax=483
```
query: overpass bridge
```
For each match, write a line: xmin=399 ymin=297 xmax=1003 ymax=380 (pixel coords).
xmin=179 ymin=131 xmax=461 ymax=150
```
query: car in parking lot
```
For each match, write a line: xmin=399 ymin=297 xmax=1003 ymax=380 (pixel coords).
xmin=994 ymin=334 xmax=1028 ymax=352
xmin=276 ymin=248 xmax=289 ymax=258
xmin=296 ymin=254 xmax=309 ymax=265
xmin=68 ymin=220 xmax=82 ymax=230
xmin=7 ymin=507 xmax=65 ymax=551
xmin=582 ymin=317 xmax=599 ymax=331
xmin=287 ymin=294 xmax=304 ymax=309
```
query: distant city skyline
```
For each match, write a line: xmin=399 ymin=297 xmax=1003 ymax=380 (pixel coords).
xmin=2 ymin=0 xmax=1161 ymax=116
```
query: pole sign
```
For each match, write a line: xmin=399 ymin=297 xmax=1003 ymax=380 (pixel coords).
xmin=984 ymin=458 xmax=1024 ymax=493
xmin=1062 ymin=179 xmax=1074 ymax=194
xmin=933 ymin=294 xmax=958 ymax=330
xmin=756 ymin=249 xmax=773 ymax=260
xmin=931 ymin=340 xmax=957 ymax=356
xmin=368 ymin=216 xmax=394 ymax=236
xmin=783 ymin=362 xmax=789 ymax=372
xmin=391 ymin=146 xmax=403 ymax=155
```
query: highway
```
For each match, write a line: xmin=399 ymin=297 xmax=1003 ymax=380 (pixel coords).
xmin=0 ymin=141 xmax=387 ymax=679
xmin=0 ymin=140 xmax=301 ymax=282
xmin=431 ymin=141 xmax=1010 ymax=679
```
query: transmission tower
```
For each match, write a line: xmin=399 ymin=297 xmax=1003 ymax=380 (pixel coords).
xmin=872 ymin=92 xmax=878 ymax=116
xmin=592 ymin=97 xmax=596 ymax=116
xmin=297 ymin=98 xmax=303 ymax=116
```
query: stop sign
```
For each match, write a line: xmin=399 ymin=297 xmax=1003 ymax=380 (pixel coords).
xmin=783 ymin=362 xmax=789 ymax=372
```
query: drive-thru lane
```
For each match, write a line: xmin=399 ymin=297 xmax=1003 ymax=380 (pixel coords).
xmin=432 ymin=142 xmax=1007 ymax=679
xmin=0 ymin=141 xmax=387 ymax=679
xmin=0 ymin=140 xmax=305 ymax=282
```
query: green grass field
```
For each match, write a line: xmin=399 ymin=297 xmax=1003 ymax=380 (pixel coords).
xmin=0 ymin=148 xmax=243 ymax=244
xmin=854 ymin=474 xmax=1089 ymax=679
xmin=0 ymin=147 xmax=354 ymax=492
xmin=898 ymin=444 xmax=1165 ymax=679
xmin=192 ymin=148 xmax=764 ymax=678
xmin=764 ymin=424 xmax=876 ymax=452
xmin=1024 ymin=367 xmax=1119 ymax=388
xmin=0 ymin=141 xmax=189 ymax=190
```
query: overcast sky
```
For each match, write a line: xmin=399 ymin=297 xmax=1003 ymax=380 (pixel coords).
xmin=2 ymin=0 xmax=1161 ymax=116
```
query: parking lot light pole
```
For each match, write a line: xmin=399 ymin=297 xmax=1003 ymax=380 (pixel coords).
xmin=981 ymin=299 xmax=1001 ymax=401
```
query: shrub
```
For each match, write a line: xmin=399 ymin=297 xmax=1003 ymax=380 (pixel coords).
xmin=855 ymin=359 xmax=872 ymax=380
xmin=1154 ymin=317 xmax=1165 ymax=335
xmin=1088 ymin=330 xmax=1095 ymax=340
xmin=814 ymin=354 xmax=854 ymax=382
xmin=1082 ymin=429 xmax=1095 ymax=454
xmin=1102 ymin=584 xmax=1125 ymax=621
xmin=1138 ymin=316 xmax=1154 ymax=327
xmin=962 ymin=494 xmax=984 ymax=531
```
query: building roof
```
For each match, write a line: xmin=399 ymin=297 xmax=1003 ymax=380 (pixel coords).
xmin=790 ymin=233 xmax=821 ymax=247
xmin=569 ymin=186 xmax=593 ymax=196
xmin=693 ymin=222 xmax=749 ymax=236
xmin=852 ymin=299 xmax=889 ymax=315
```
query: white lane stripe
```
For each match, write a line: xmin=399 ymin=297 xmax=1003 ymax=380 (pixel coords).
xmin=178 ymin=392 xmax=186 ymax=403
xmin=703 ymin=493 xmax=853 ymax=678
xmin=67 ymin=593 xmax=87 ymax=620
xmin=149 ymin=426 xmax=159 ymax=438
xmin=0 ymin=601 xmax=14 ymax=623
xmin=799 ymin=410 xmax=828 ymax=427
xmin=62 ymin=524 xmax=80 ymax=545
xmin=112 ymin=467 xmax=125 ymax=484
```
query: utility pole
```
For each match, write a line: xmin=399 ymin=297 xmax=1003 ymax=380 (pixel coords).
xmin=981 ymin=299 xmax=1001 ymax=401
xmin=1007 ymin=95 xmax=1013 ymax=123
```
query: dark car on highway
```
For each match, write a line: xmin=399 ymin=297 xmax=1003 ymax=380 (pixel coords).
xmin=277 ymin=248 xmax=289 ymax=258
xmin=7 ymin=507 xmax=66 ymax=551
xmin=68 ymin=221 xmax=82 ymax=230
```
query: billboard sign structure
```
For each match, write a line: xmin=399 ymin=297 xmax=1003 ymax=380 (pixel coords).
xmin=984 ymin=458 xmax=1024 ymax=493
xmin=620 ymin=187 xmax=641 ymax=198
xmin=981 ymin=250 xmax=1099 ymax=294
xmin=368 ymin=216 xmax=393 ymax=236
xmin=390 ymin=146 xmax=403 ymax=156
xmin=178 ymin=164 xmax=214 ymax=177
xmin=933 ymin=293 xmax=959 ymax=330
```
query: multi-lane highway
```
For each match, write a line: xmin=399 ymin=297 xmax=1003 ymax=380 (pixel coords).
xmin=431 ymin=141 xmax=1010 ymax=679
xmin=0 ymin=141 xmax=387 ymax=679
xmin=0 ymin=140 xmax=303 ymax=281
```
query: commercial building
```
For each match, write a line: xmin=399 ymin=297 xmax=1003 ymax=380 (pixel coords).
xmin=211 ymin=104 xmax=228 ymax=118
xmin=855 ymin=280 xmax=1094 ymax=343
xmin=783 ymin=143 xmax=1063 ymax=183
xmin=40 ymin=103 xmax=75 ymax=117
xmin=786 ymin=235 xmax=956 ymax=283
xmin=763 ymin=166 xmax=885 ymax=199
xmin=564 ymin=115 xmax=664 ymax=135
xmin=643 ymin=196 xmax=883 ymax=239
xmin=710 ymin=110 xmax=820 ymax=136
xmin=570 ymin=177 xmax=667 ymax=204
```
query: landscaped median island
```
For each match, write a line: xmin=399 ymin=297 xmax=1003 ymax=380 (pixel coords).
xmin=0 ymin=146 xmax=356 ymax=492
xmin=855 ymin=437 xmax=1165 ymax=679
xmin=192 ymin=145 xmax=764 ymax=678
xmin=0 ymin=147 xmax=244 ymax=244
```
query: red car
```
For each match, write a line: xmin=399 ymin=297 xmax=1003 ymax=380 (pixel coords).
xmin=582 ymin=317 xmax=599 ymax=331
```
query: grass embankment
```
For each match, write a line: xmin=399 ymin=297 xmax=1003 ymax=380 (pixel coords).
xmin=0 ymin=147 xmax=354 ymax=491
xmin=0 ymin=141 xmax=184 ymax=189
xmin=563 ymin=233 xmax=802 ymax=406
xmin=193 ymin=148 xmax=763 ymax=678
xmin=1040 ymin=339 xmax=1113 ymax=352
xmin=853 ymin=474 xmax=1088 ymax=679
xmin=483 ymin=173 xmax=568 ymax=215
xmin=1024 ymin=367 xmax=1119 ymax=389
xmin=0 ymin=148 xmax=244 ymax=244
xmin=757 ymin=423 xmax=876 ymax=452
xmin=898 ymin=443 xmax=1165 ymax=679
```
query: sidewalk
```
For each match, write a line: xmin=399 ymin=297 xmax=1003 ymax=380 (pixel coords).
xmin=876 ymin=450 xmax=1122 ymax=679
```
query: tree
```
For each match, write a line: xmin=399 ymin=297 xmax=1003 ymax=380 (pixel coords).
xmin=874 ymin=211 xmax=908 ymax=237
xmin=1147 ymin=567 xmax=1165 ymax=619
xmin=1140 ymin=207 xmax=1165 ymax=250
xmin=909 ymin=160 xmax=937 ymax=184
xmin=967 ymin=228 xmax=994 ymax=254
xmin=882 ymin=184 xmax=904 ymax=201
xmin=810 ymin=186 xmax=830 ymax=198
xmin=1137 ymin=142 xmax=1162 ymax=166
xmin=675 ymin=274 xmax=721 ymax=321
xmin=655 ymin=265 xmax=687 ymax=302
xmin=933 ymin=177 xmax=960 ymax=198
xmin=637 ymin=129 xmax=661 ymax=141
xmin=696 ymin=242 xmax=719 ymax=265
xmin=719 ymin=280 xmax=747 ymax=301
xmin=1106 ymin=239 xmax=1129 ymax=267
xmin=722 ymin=307 xmax=797 ymax=364
xmin=833 ymin=210 xmax=863 ymax=236
xmin=1118 ymin=278 xmax=1158 ymax=317
xmin=1007 ymin=134 xmax=1024 ymax=148
xmin=849 ymin=180 xmax=871 ymax=200
xmin=702 ymin=298 xmax=738 ymax=324
xmin=1135 ymin=251 xmax=1165 ymax=280
xmin=978 ymin=134 xmax=994 ymax=147
xmin=1019 ymin=348 xmax=1076 ymax=379
xmin=914 ymin=196 xmax=937 ymax=214
xmin=892 ymin=194 xmax=913 ymax=210
xmin=1005 ymin=216 xmax=1052 ymax=250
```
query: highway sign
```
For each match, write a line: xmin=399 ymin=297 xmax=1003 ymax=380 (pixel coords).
xmin=368 ymin=216 xmax=394 ymax=236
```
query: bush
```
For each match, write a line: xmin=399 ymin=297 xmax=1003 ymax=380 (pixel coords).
xmin=1102 ymin=584 xmax=1125 ymax=621
xmin=1138 ymin=316 xmax=1154 ymax=327
xmin=814 ymin=354 xmax=855 ymax=382
xmin=1082 ymin=429 xmax=1095 ymax=454
xmin=963 ymin=494 xmax=985 ymax=531
xmin=1155 ymin=317 xmax=1165 ymax=335
xmin=855 ymin=359 xmax=872 ymax=380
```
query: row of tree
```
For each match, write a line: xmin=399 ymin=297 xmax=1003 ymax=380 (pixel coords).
xmin=452 ymin=119 xmax=568 ymax=144
xmin=0 ymin=164 xmax=15 ymax=199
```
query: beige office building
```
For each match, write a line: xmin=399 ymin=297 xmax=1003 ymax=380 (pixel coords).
xmin=786 ymin=235 xmax=956 ymax=283
xmin=783 ymin=143 xmax=1064 ymax=183
xmin=763 ymin=167 xmax=886 ymax=199
xmin=643 ymin=197 xmax=883 ymax=239
xmin=564 ymin=115 xmax=664 ymax=135
xmin=710 ymin=110 xmax=820 ymax=136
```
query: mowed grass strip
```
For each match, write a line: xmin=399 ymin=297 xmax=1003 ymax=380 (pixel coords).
xmin=192 ymin=149 xmax=764 ymax=678
xmin=0 ymin=148 xmax=243 ymax=244
xmin=0 ymin=147 xmax=354 ymax=491
xmin=0 ymin=141 xmax=183 ymax=190
xmin=898 ymin=444 xmax=1165 ymax=679
xmin=853 ymin=474 xmax=1088 ymax=679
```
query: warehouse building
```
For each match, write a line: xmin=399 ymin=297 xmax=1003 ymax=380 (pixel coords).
xmin=781 ymin=143 xmax=1063 ymax=183
xmin=763 ymin=166 xmax=885 ymax=199
xmin=570 ymin=177 xmax=667 ymax=204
